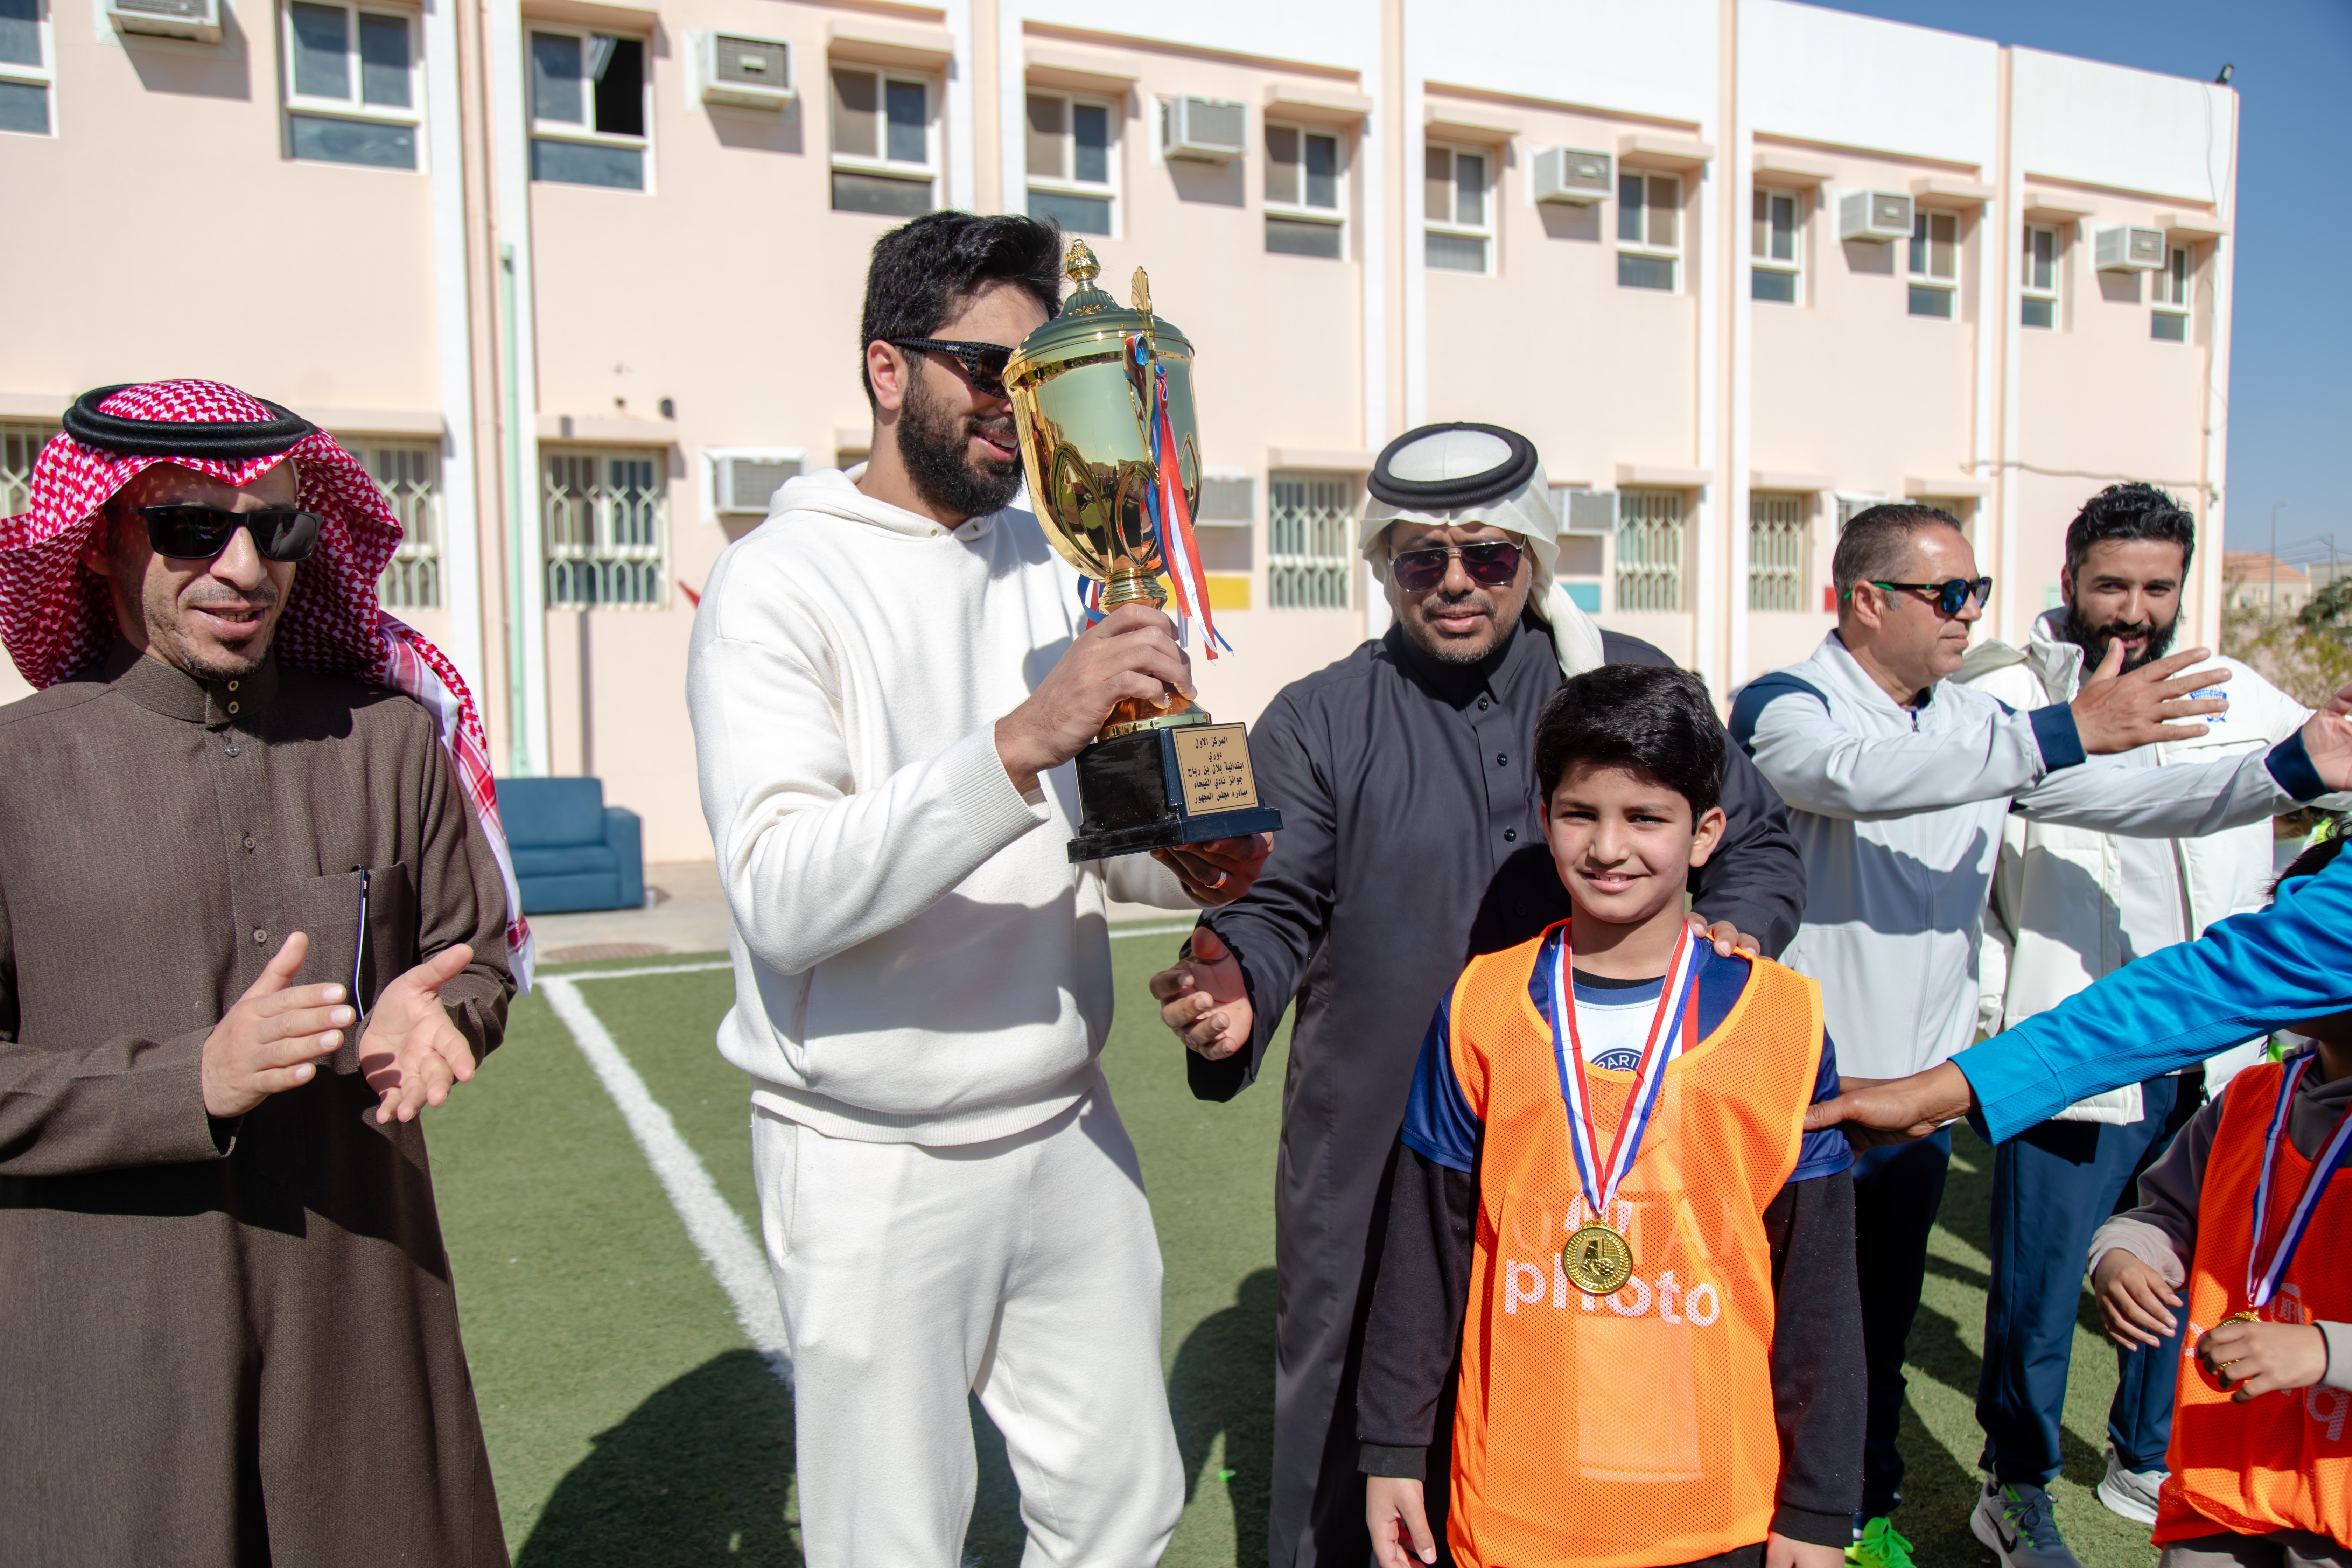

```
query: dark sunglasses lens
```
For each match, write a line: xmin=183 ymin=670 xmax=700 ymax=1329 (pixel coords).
xmin=251 ymin=510 xmax=321 ymax=562
xmin=1936 ymin=578 xmax=1990 ymax=614
xmin=1392 ymin=549 xmax=1449 ymax=592
xmin=966 ymin=349 xmax=1010 ymax=394
xmin=1459 ymin=542 xmax=1521 ymax=585
xmin=145 ymin=506 xmax=237 ymax=560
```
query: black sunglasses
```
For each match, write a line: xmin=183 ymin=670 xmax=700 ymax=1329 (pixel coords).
xmin=1868 ymin=577 xmax=1993 ymax=616
xmin=139 ymin=504 xmax=322 ymax=564
xmin=1391 ymin=540 xmax=1524 ymax=595
xmin=890 ymin=337 xmax=1013 ymax=398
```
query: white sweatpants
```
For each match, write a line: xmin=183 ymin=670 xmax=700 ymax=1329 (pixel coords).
xmin=752 ymin=1081 xmax=1183 ymax=1568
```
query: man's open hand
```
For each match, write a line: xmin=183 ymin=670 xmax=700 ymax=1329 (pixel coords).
xmin=2296 ymin=676 xmax=2352 ymax=793
xmin=1802 ymin=1061 xmax=1976 ymax=1149
xmin=2068 ymin=641 xmax=2229 ymax=754
xmin=357 ymin=944 xmax=479 ymax=1125
xmin=1149 ymin=925 xmax=1253 ymax=1060
xmin=201 ymin=932 xmax=352 ymax=1118
xmin=995 ymin=604 xmax=1195 ymax=793
xmin=1154 ymin=833 xmax=1273 ymax=905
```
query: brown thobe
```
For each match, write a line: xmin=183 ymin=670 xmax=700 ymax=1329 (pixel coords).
xmin=0 ymin=645 xmax=514 ymax=1567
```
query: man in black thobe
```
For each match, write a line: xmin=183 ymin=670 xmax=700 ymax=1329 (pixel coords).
xmin=1149 ymin=424 xmax=1806 ymax=1568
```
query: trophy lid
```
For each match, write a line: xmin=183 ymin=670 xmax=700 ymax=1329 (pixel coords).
xmin=1007 ymin=241 xmax=1190 ymax=385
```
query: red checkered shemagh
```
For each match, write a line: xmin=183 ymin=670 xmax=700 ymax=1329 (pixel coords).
xmin=0 ymin=379 xmax=534 ymax=987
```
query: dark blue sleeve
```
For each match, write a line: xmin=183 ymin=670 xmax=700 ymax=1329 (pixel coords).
xmin=2267 ymin=732 xmax=2326 ymax=801
xmin=1727 ymin=672 xmax=1827 ymax=756
xmin=1788 ymin=1031 xmax=1855 ymax=1182
xmin=2027 ymin=704 xmax=2086 ymax=770
xmin=1399 ymin=989 xmax=1482 ymax=1175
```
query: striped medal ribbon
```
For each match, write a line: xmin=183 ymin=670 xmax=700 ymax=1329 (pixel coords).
xmin=2242 ymin=1045 xmax=2352 ymax=1316
xmin=1549 ymin=924 xmax=1698 ymax=1294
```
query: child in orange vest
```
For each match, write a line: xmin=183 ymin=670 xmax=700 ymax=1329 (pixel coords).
xmin=2089 ymin=833 xmax=2352 ymax=1568
xmin=1359 ymin=664 xmax=1863 ymax=1568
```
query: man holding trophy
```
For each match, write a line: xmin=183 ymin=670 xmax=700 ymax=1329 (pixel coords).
xmin=687 ymin=211 xmax=1268 ymax=1566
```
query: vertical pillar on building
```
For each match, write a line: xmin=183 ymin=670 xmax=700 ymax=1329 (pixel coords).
xmin=422 ymin=0 xmax=484 ymax=698
xmin=2196 ymin=84 xmax=2239 ymax=652
xmin=1720 ymin=0 xmax=1750 ymax=693
xmin=1993 ymin=47 xmax=2023 ymax=648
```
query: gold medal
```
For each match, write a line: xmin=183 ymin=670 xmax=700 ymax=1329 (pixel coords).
xmin=1562 ymin=1223 xmax=1634 ymax=1295
xmin=2219 ymin=1310 xmax=2260 ymax=1328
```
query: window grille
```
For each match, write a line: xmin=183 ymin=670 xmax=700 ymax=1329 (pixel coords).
xmin=1 ymin=424 xmax=52 ymax=516
xmin=351 ymin=442 xmax=441 ymax=609
xmin=1268 ymin=471 xmax=1354 ymax=610
xmin=1614 ymin=488 xmax=1686 ymax=612
xmin=544 ymin=450 xmax=666 ymax=607
xmin=1748 ymin=491 xmax=1807 ymax=612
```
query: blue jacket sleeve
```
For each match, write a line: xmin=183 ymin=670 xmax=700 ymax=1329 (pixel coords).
xmin=1399 ymin=989 xmax=1481 ymax=1174
xmin=1956 ymin=857 xmax=2352 ymax=1142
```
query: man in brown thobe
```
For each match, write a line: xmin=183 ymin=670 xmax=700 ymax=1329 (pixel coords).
xmin=0 ymin=382 xmax=527 ymax=1564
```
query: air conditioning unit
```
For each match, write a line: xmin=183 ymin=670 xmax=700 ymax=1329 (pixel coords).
xmin=106 ymin=0 xmax=220 ymax=44
xmin=1532 ymin=147 xmax=1612 ymax=206
xmin=707 ymin=449 xmax=804 ymax=517
xmin=1838 ymin=190 xmax=1913 ymax=243
xmin=1163 ymin=97 xmax=1246 ymax=164
xmin=2095 ymin=225 xmax=2167 ymax=273
xmin=1195 ymin=468 xmax=1254 ymax=528
xmin=698 ymin=32 xmax=792 ymax=109
xmin=1562 ymin=490 xmax=1618 ymax=536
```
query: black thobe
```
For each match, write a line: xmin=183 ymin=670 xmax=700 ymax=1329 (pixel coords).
xmin=1193 ymin=612 xmax=1805 ymax=1568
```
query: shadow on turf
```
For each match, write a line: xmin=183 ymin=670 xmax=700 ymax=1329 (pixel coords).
xmin=1169 ymin=1267 xmax=1278 ymax=1567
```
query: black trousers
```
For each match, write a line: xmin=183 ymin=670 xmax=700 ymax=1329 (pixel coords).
xmin=1852 ymin=1126 xmax=1954 ymax=1519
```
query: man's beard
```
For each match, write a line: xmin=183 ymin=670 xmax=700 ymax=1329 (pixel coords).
xmin=897 ymin=370 xmax=1022 ymax=520
xmin=2058 ymin=603 xmax=2178 ymax=674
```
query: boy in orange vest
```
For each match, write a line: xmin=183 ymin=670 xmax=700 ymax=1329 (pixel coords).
xmin=1359 ymin=663 xmax=1864 ymax=1568
xmin=2090 ymin=833 xmax=2352 ymax=1568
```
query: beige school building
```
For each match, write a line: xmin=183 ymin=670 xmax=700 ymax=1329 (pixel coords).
xmin=0 ymin=0 xmax=2238 ymax=860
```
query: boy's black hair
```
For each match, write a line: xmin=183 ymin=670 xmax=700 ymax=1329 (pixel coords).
xmin=1535 ymin=663 xmax=1725 ymax=814
xmin=2274 ymin=829 xmax=2349 ymax=895
xmin=858 ymin=211 xmax=1066 ymax=407
xmin=2065 ymin=482 xmax=2196 ymax=578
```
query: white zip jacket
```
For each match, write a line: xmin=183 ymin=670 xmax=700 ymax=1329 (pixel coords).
xmin=1729 ymin=631 xmax=2322 ymax=1081
xmin=686 ymin=469 xmax=1195 ymax=1146
xmin=1961 ymin=611 xmax=2321 ymax=1122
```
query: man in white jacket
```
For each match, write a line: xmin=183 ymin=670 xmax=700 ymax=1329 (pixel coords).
xmin=687 ymin=212 xmax=1269 ymax=1568
xmin=1727 ymin=504 xmax=2336 ymax=1568
xmin=1959 ymin=485 xmax=2320 ymax=1534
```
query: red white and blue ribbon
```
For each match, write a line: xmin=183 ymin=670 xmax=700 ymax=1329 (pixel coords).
xmin=1126 ymin=335 xmax=1229 ymax=659
xmin=1547 ymin=923 xmax=1699 ymax=1227
xmin=2244 ymin=1045 xmax=2352 ymax=1311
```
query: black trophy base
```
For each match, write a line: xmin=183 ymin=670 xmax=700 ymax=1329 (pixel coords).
xmin=1065 ymin=725 xmax=1283 ymax=862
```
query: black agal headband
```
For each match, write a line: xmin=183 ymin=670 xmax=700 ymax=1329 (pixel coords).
xmin=62 ymin=384 xmax=317 ymax=460
xmin=1367 ymin=422 xmax=1541 ymax=511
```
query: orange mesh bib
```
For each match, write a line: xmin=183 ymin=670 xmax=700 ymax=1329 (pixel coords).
xmin=2155 ymin=1060 xmax=2352 ymax=1546
xmin=1444 ymin=930 xmax=1826 ymax=1568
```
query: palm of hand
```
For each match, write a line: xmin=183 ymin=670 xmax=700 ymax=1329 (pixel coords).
xmin=357 ymin=965 xmax=472 ymax=1124
xmin=1191 ymin=953 xmax=1252 ymax=1054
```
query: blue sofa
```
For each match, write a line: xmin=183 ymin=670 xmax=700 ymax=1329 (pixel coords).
xmin=494 ymin=776 xmax=645 ymax=915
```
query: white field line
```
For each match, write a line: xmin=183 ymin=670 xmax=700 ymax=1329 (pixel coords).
xmin=560 ymin=959 xmax=733 ymax=981
xmin=1111 ymin=922 xmax=1199 ymax=939
xmin=538 ymin=976 xmax=792 ymax=1385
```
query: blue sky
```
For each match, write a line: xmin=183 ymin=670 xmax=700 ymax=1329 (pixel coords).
xmin=1810 ymin=0 xmax=2352 ymax=563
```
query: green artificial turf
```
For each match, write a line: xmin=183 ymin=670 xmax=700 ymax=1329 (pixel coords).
xmin=428 ymin=941 xmax=2160 ymax=1568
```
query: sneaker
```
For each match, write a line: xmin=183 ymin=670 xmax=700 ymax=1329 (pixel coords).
xmin=1847 ymin=1517 xmax=1917 ymax=1568
xmin=2095 ymin=1446 xmax=2165 ymax=1526
xmin=1971 ymin=1479 xmax=2084 ymax=1568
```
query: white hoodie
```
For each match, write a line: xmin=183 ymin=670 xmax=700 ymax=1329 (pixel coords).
xmin=686 ymin=469 xmax=1194 ymax=1146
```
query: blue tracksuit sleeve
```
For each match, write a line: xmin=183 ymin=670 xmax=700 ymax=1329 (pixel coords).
xmin=1955 ymin=855 xmax=2352 ymax=1142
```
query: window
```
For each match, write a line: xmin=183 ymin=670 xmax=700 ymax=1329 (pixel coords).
xmin=357 ymin=442 xmax=440 ymax=608
xmin=0 ymin=0 xmax=51 ymax=136
xmin=2021 ymin=224 xmax=2058 ymax=330
xmin=1266 ymin=122 xmax=1344 ymax=259
xmin=1749 ymin=491 xmax=1808 ymax=611
xmin=832 ymin=65 xmax=934 ymax=216
xmin=1750 ymin=188 xmax=1800 ymax=303
xmin=1617 ymin=172 xmax=1680 ymax=292
xmin=1907 ymin=209 xmax=1958 ymax=318
xmin=283 ymin=2 xmax=419 ymax=170
xmin=1268 ymin=471 xmax=1355 ymax=609
xmin=1026 ymin=91 xmax=1115 ymax=237
xmin=1 ymin=424 xmax=52 ymax=514
xmin=529 ymin=29 xmax=646 ymax=190
xmin=2153 ymin=245 xmax=2190 ymax=342
xmin=1424 ymin=144 xmax=1490 ymax=273
xmin=1615 ymin=488 xmax=1686 ymax=611
xmin=544 ymin=450 xmax=666 ymax=607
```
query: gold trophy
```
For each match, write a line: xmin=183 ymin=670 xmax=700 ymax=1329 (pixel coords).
xmin=1006 ymin=241 xmax=1283 ymax=862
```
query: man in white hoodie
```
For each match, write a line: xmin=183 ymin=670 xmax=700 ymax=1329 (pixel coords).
xmin=687 ymin=211 xmax=1269 ymax=1568
xmin=1959 ymin=485 xmax=2323 ymax=1538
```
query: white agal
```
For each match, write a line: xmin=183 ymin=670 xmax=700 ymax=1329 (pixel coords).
xmin=706 ymin=449 xmax=803 ymax=516
xmin=1532 ymin=147 xmax=1612 ymax=205
xmin=1162 ymin=96 xmax=1246 ymax=163
xmin=1838 ymin=189 xmax=1914 ymax=243
xmin=2095 ymin=225 xmax=2168 ymax=272
xmin=105 ymin=0 xmax=219 ymax=44
xmin=697 ymin=31 xmax=793 ymax=108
